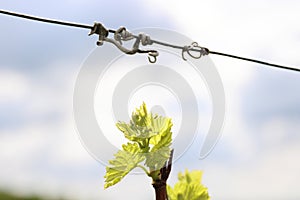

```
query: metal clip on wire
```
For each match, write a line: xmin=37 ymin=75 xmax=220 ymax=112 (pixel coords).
xmin=88 ymin=22 xmax=108 ymax=46
xmin=182 ymin=42 xmax=209 ymax=61
xmin=89 ymin=23 xmax=159 ymax=63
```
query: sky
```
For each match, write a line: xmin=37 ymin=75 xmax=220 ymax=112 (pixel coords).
xmin=1 ymin=0 xmax=300 ymax=199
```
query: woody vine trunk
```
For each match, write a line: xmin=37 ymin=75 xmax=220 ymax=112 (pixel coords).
xmin=152 ymin=150 xmax=173 ymax=200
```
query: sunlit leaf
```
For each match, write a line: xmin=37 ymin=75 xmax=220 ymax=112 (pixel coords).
xmin=104 ymin=102 xmax=174 ymax=187
xmin=116 ymin=121 xmax=154 ymax=142
xmin=131 ymin=102 xmax=151 ymax=127
xmin=146 ymin=115 xmax=173 ymax=170
xmin=104 ymin=143 xmax=145 ymax=189
xmin=167 ymin=170 xmax=210 ymax=200
xmin=116 ymin=103 xmax=156 ymax=143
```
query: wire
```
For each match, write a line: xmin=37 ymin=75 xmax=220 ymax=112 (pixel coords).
xmin=151 ymin=39 xmax=300 ymax=72
xmin=0 ymin=9 xmax=299 ymax=73
xmin=209 ymin=51 xmax=300 ymax=73
xmin=0 ymin=9 xmax=93 ymax=29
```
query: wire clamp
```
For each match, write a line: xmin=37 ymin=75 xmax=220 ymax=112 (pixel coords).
xmin=88 ymin=22 xmax=109 ymax=46
xmin=182 ymin=42 xmax=209 ymax=61
xmin=114 ymin=27 xmax=134 ymax=44
xmin=89 ymin=24 xmax=159 ymax=63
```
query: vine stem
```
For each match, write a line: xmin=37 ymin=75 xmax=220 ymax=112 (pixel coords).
xmin=152 ymin=149 xmax=174 ymax=200
xmin=137 ymin=165 xmax=150 ymax=176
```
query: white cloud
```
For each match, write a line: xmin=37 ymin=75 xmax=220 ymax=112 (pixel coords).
xmin=202 ymin=141 xmax=300 ymax=200
xmin=0 ymin=69 xmax=30 ymax=103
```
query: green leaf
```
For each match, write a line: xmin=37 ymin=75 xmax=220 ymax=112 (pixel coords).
xmin=146 ymin=115 xmax=173 ymax=170
xmin=104 ymin=143 xmax=145 ymax=189
xmin=116 ymin=121 xmax=154 ymax=142
xmin=149 ymin=115 xmax=172 ymax=147
xmin=104 ymin=102 xmax=174 ymax=187
xmin=167 ymin=170 xmax=210 ymax=200
xmin=145 ymin=146 xmax=171 ymax=171
xmin=116 ymin=103 xmax=156 ymax=143
xmin=178 ymin=170 xmax=202 ymax=184
xmin=131 ymin=102 xmax=151 ymax=127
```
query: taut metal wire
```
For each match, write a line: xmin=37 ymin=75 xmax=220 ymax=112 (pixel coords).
xmin=1 ymin=9 xmax=300 ymax=72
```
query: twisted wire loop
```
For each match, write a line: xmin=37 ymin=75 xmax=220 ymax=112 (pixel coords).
xmin=88 ymin=23 xmax=210 ymax=64
xmin=89 ymin=23 xmax=158 ymax=63
xmin=114 ymin=27 xmax=134 ymax=45
xmin=182 ymin=42 xmax=209 ymax=61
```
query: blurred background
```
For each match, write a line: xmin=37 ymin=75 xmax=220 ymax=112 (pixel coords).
xmin=1 ymin=0 xmax=300 ymax=199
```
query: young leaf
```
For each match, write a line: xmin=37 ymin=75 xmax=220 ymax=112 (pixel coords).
xmin=104 ymin=102 xmax=174 ymax=188
xmin=104 ymin=142 xmax=145 ymax=189
xmin=167 ymin=170 xmax=210 ymax=200
xmin=131 ymin=102 xmax=151 ymax=127
xmin=116 ymin=103 xmax=156 ymax=143
xmin=146 ymin=115 xmax=173 ymax=170
xmin=116 ymin=121 xmax=154 ymax=142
